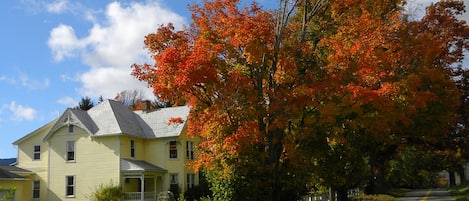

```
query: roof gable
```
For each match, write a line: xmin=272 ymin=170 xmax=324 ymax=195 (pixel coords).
xmin=13 ymin=119 xmax=57 ymax=145
xmin=43 ymin=108 xmax=98 ymax=141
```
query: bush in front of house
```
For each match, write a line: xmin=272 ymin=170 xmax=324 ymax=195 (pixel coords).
xmin=90 ymin=182 xmax=122 ymax=201
xmin=184 ymin=185 xmax=211 ymax=201
xmin=0 ymin=187 xmax=15 ymax=201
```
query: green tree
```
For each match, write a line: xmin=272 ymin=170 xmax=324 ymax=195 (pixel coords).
xmin=387 ymin=145 xmax=443 ymax=188
xmin=74 ymin=96 xmax=95 ymax=110
xmin=0 ymin=187 xmax=15 ymax=201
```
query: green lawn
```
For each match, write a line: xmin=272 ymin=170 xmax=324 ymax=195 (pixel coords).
xmin=449 ymin=184 xmax=469 ymax=201
xmin=354 ymin=194 xmax=397 ymax=201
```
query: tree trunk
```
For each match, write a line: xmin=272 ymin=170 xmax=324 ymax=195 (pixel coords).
xmin=449 ymin=171 xmax=456 ymax=187
xmin=369 ymin=153 xmax=387 ymax=194
xmin=336 ymin=188 xmax=348 ymax=201
xmin=458 ymin=166 xmax=466 ymax=185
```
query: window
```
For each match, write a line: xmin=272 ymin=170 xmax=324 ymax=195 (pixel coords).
xmin=33 ymin=145 xmax=41 ymax=160
xmin=65 ymin=176 xmax=75 ymax=197
xmin=169 ymin=141 xmax=177 ymax=159
xmin=186 ymin=141 xmax=194 ymax=160
xmin=130 ymin=140 xmax=135 ymax=158
xmin=68 ymin=124 xmax=74 ymax=133
xmin=66 ymin=141 xmax=75 ymax=162
xmin=170 ymin=173 xmax=178 ymax=185
xmin=187 ymin=173 xmax=195 ymax=189
xmin=33 ymin=180 xmax=40 ymax=199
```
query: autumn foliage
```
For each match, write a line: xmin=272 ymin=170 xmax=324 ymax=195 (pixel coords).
xmin=132 ymin=0 xmax=468 ymax=200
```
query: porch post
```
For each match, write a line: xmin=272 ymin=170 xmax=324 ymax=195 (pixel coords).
xmin=140 ymin=175 xmax=144 ymax=201
xmin=161 ymin=175 xmax=165 ymax=191
xmin=154 ymin=176 xmax=157 ymax=200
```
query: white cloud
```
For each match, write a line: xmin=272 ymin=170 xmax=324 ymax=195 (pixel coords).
xmin=46 ymin=0 xmax=68 ymax=14
xmin=0 ymin=76 xmax=16 ymax=85
xmin=20 ymin=0 xmax=81 ymax=15
xmin=48 ymin=1 xmax=186 ymax=99
xmin=57 ymin=96 xmax=77 ymax=108
xmin=0 ymin=74 xmax=49 ymax=90
xmin=19 ymin=74 xmax=50 ymax=90
xmin=5 ymin=102 xmax=37 ymax=121
xmin=48 ymin=24 xmax=83 ymax=61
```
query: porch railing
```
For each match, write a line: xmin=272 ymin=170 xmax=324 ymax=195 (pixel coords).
xmin=123 ymin=192 xmax=157 ymax=201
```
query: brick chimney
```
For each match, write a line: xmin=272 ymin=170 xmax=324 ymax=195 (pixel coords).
xmin=141 ymin=100 xmax=151 ymax=112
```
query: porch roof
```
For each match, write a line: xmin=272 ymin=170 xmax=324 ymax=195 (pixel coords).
xmin=0 ymin=165 xmax=30 ymax=180
xmin=120 ymin=159 xmax=167 ymax=173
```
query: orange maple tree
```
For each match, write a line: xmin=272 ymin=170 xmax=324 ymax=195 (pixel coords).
xmin=311 ymin=0 xmax=467 ymax=198
xmin=132 ymin=0 xmax=468 ymax=200
xmin=132 ymin=0 xmax=321 ymax=200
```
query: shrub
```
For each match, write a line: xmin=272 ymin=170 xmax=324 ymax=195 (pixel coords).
xmin=0 ymin=187 xmax=15 ymax=201
xmin=90 ymin=182 xmax=122 ymax=201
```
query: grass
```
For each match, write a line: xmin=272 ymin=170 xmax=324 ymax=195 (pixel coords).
xmin=387 ymin=188 xmax=411 ymax=197
xmin=354 ymin=194 xmax=397 ymax=201
xmin=449 ymin=184 xmax=469 ymax=201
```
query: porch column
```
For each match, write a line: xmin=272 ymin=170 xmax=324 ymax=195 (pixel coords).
xmin=154 ymin=176 xmax=157 ymax=200
xmin=140 ymin=175 xmax=144 ymax=201
xmin=161 ymin=175 xmax=165 ymax=192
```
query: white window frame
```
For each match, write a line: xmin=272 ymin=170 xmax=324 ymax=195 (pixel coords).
xmin=187 ymin=173 xmax=195 ymax=190
xmin=65 ymin=175 xmax=75 ymax=198
xmin=169 ymin=141 xmax=178 ymax=159
xmin=66 ymin=141 xmax=75 ymax=162
xmin=33 ymin=180 xmax=40 ymax=199
xmin=186 ymin=141 xmax=194 ymax=160
xmin=33 ymin=145 xmax=41 ymax=160
xmin=68 ymin=124 xmax=74 ymax=133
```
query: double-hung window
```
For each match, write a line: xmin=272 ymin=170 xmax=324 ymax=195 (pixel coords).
xmin=169 ymin=141 xmax=177 ymax=159
xmin=170 ymin=173 xmax=178 ymax=185
xmin=66 ymin=141 xmax=75 ymax=162
xmin=65 ymin=176 xmax=75 ymax=197
xmin=186 ymin=141 xmax=194 ymax=160
xmin=130 ymin=140 xmax=135 ymax=158
xmin=33 ymin=145 xmax=41 ymax=160
xmin=187 ymin=173 xmax=195 ymax=189
xmin=33 ymin=180 xmax=40 ymax=199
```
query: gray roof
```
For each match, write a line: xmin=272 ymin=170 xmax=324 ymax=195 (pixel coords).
xmin=120 ymin=159 xmax=167 ymax=172
xmin=0 ymin=165 xmax=30 ymax=180
xmin=43 ymin=100 xmax=190 ymax=141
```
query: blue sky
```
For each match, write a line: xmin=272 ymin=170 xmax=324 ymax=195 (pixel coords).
xmin=0 ymin=0 xmax=466 ymax=159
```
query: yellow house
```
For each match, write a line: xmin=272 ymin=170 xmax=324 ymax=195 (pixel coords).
xmin=12 ymin=100 xmax=199 ymax=201
xmin=0 ymin=165 xmax=34 ymax=201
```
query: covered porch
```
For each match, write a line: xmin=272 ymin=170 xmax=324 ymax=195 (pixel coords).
xmin=121 ymin=159 xmax=167 ymax=201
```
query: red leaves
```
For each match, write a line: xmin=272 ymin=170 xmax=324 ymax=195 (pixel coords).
xmin=168 ymin=117 xmax=184 ymax=125
xmin=132 ymin=0 xmax=466 ymax=188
